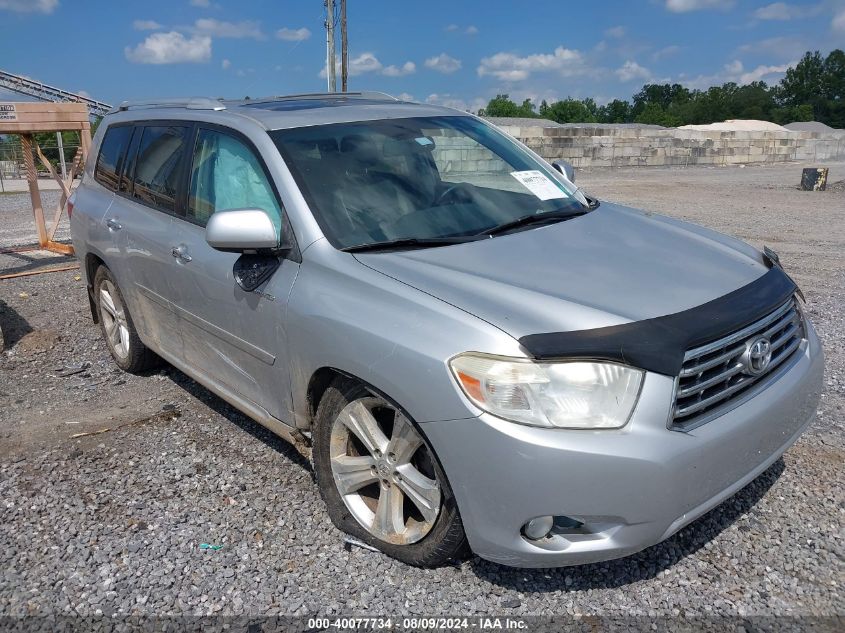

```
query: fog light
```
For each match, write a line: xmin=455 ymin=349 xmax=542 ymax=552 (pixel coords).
xmin=522 ymin=515 xmax=554 ymax=540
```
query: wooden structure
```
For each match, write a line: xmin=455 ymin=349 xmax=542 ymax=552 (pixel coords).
xmin=0 ymin=101 xmax=92 ymax=255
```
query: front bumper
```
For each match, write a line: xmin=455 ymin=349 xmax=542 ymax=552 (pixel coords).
xmin=422 ymin=322 xmax=824 ymax=568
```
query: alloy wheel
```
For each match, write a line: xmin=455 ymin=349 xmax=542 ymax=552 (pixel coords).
xmin=99 ymin=280 xmax=130 ymax=361
xmin=329 ymin=397 xmax=441 ymax=545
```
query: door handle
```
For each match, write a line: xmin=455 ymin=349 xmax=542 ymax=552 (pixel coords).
xmin=106 ymin=218 xmax=122 ymax=231
xmin=171 ymin=245 xmax=192 ymax=263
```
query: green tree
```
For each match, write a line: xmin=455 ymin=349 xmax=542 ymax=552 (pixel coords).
xmin=479 ymin=94 xmax=538 ymax=118
xmin=777 ymin=51 xmax=825 ymax=114
xmin=598 ymin=99 xmax=632 ymax=123
xmin=634 ymin=103 xmax=681 ymax=127
xmin=539 ymin=98 xmax=597 ymax=123
xmin=632 ymin=83 xmax=691 ymax=118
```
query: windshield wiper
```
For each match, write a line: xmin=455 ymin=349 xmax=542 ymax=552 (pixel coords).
xmin=341 ymin=236 xmax=476 ymax=253
xmin=475 ymin=209 xmax=588 ymax=237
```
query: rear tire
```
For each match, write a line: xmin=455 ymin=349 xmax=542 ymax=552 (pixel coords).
xmin=93 ymin=266 xmax=159 ymax=374
xmin=313 ymin=377 xmax=469 ymax=567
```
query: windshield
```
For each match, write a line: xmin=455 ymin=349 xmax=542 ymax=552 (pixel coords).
xmin=270 ymin=116 xmax=589 ymax=250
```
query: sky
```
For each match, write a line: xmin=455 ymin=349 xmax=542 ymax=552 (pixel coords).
xmin=0 ymin=0 xmax=843 ymax=112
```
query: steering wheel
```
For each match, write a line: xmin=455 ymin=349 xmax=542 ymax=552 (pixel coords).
xmin=435 ymin=182 xmax=474 ymax=206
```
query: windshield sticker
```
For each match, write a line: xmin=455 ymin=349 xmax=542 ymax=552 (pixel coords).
xmin=414 ymin=136 xmax=434 ymax=146
xmin=510 ymin=170 xmax=567 ymax=201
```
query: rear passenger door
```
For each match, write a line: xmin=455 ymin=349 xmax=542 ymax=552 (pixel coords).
xmin=165 ymin=125 xmax=299 ymax=419
xmin=103 ymin=123 xmax=193 ymax=359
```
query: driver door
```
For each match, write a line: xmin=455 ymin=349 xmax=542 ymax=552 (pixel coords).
xmin=166 ymin=125 xmax=299 ymax=420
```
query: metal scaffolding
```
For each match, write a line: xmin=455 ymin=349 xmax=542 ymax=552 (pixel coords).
xmin=0 ymin=69 xmax=111 ymax=118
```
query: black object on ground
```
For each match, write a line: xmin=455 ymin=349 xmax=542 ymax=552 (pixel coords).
xmin=801 ymin=167 xmax=828 ymax=191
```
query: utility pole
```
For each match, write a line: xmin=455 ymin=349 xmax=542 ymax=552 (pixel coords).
xmin=325 ymin=0 xmax=336 ymax=92
xmin=341 ymin=0 xmax=348 ymax=92
xmin=56 ymin=132 xmax=67 ymax=180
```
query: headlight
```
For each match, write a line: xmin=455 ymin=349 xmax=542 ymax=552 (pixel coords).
xmin=449 ymin=353 xmax=644 ymax=429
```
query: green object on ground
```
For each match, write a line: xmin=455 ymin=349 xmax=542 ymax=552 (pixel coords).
xmin=200 ymin=543 xmax=223 ymax=550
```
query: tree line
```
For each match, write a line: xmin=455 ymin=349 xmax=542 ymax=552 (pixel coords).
xmin=479 ymin=49 xmax=845 ymax=129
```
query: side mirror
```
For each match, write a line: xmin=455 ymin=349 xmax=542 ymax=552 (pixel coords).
xmin=206 ymin=209 xmax=279 ymax=253
xmin=552 ymin=160 xmax=575 ymax=183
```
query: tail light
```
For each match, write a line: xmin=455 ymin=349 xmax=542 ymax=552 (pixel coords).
xmin=66 ymin=196 xmax=75 ymax=220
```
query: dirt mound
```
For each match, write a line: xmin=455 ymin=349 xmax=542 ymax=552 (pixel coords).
xmin=679 ymin=119 xmax=787 ymax=132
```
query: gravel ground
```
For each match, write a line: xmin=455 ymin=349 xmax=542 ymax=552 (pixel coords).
xmin=0 ymin=162 xmax=843 ymax=620
xmin=0 ymin=188 xmax=71 ymax=250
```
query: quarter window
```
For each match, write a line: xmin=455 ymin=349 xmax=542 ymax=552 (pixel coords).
xmin=188 ymin=128 xmax=282 ymax=228
xmin=94 ymin=126 xmax=132 ymax=191
xmin=132 ymin=125 xmax=190 ymax=213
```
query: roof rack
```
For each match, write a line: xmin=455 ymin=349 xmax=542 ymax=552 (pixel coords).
xmin=243 ymin=91 xmax=400 ymax=105
xmin=110 ymin=97 xmax=226 ymax=114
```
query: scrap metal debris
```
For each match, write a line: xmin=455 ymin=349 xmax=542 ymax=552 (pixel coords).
xmin=70 ymin=428 xmax=111 ymax=439
xmin=343 ymin=536 xmax=380 ymax=553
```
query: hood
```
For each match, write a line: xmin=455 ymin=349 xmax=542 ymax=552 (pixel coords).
xmin=354 ymin=203 xmax=769 ymax=338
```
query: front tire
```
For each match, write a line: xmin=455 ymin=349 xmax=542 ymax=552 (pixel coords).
xmin=313 ymin=377 xmax=468 ymax=567
xmin=93 ymin=266 xmax=159 ymax=373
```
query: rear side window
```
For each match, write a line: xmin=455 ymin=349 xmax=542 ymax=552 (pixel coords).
xmin=94 ymin=126 xmax=132 ymax=191
xmin=187 ymin=128 xmax=282 ymax=228
xmin=132 ymin=125 xmax=190 ymax=213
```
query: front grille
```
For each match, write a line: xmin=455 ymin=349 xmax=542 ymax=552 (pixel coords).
xmin=671 ymin=297 xmax=804 ymax=429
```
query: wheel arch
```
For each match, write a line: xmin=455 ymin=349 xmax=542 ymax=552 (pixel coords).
xmin=305 ymin=366 xmax=439 ymax=449
xmin=84 ymin=252 xmax=107 ymax=323
xmin=306 ymin=366 xmax=423 ymax=430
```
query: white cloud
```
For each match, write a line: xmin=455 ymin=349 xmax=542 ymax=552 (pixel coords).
xmin=681 ymin=58 xmax=793 ymax=89
xmin=76 ymin=89 xmax=91 ymax=99
xmin=604 ymin=25 xmax=626 ymax=38
xmin=665 ymin=0 xmax=733 ymax=12
xmin=445 ymin=23 xmax=477 ymax=35
xmin=754 ymin=2 xmax=794 ymax=20
xmin=194 ymin=18 xmax=264 ymax=40
xmin=349 ymin=52 xmax=383 ymax=75
xmin=477 ymin=46 xmax=586 ymax=81
xmin=189 ymin=0 xmax=210 ymax=6
xmin=320 ymin=52 xmax=387 ymax=78
xmin=426 ymin=93 xmax=487 ymax=113
xmin=221 ymin=58 xmax=231 ymax=70
xmin=424 ymin=53 xmax=462 ymax=74
xmin=652 ymin=45 xmax=681 ymax=60
xmin=382 ymin=61 xmax=416 ymax=77
xmin=615 ymin=60 xmax=651 ymax=82
xmin=125 ymin=31 xmax=211 ymax=64
xmin=739 ymin=62 xmax=792 ymax=84
xmin=753 ymin=2 xmax=824 ymax=20
xmin=834 ymin=8 xmax=845 ymax=31
xmin=133 ymin=19 xmax=162 ymax=31
xmin=276 ymin=26 xmax=311 ymax=41
xmin=0 ymin=0 xmax=58 ymax=13
xmin=397 ymin=92 xmax=415 ymax=101
xmin=737 ymin=35 xmax=812 ymax=60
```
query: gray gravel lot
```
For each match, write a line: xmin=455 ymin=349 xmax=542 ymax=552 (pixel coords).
xmin=0 ymin=162 xmax=843 ymax=619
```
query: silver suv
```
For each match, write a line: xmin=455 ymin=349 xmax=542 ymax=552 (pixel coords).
xmin=69 ymin=92 xmax=824 ymax=568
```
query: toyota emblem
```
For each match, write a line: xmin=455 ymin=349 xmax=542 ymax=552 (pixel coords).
xmin=742 ymin=337 xmax=772 ymax=376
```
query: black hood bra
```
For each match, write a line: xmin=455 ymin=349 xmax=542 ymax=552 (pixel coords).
xmin=518 ymin=266 xmax=798 ymax=377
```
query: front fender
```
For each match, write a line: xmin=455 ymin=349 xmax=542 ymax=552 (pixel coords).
xmin=286 ymin=240 xmax=522 ymax=427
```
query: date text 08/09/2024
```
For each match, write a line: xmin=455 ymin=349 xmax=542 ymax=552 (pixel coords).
xmin=307 ymin=617 xmax=528 ymax=630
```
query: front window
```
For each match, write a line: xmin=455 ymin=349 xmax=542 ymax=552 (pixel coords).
xmin=271 ymin=116 xmax=588 ymax=250
xmin=188 ymin=128 xmax=283 ymax=232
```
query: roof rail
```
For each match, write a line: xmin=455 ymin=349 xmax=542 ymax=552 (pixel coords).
xmin=110 ymin=97 xmax=226 ymax=114
xmin=244 ymin=91 xmax=400 ymax=105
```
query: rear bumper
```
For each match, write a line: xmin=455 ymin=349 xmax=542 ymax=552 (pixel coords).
xmin=423 ymin=322 xmax=824 ymax=568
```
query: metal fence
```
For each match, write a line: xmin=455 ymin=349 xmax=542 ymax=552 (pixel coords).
xmin=0 ymin=136 xmax=83 ymax=192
